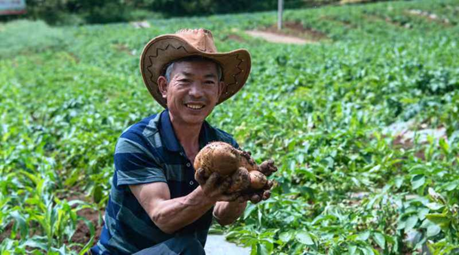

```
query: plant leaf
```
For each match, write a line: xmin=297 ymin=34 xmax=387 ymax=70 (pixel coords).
xmin=405 ymin=215 xmax=418 ymax=232
xmin=373 ymin=232 xmax=385 ymax=249
xmin=411 ymin=175 xmax=425 ymax=190
xmin=426 ymin=224 xmax=441 ymax=237
xmin=295 ymin=231 xmax=314 ymax=245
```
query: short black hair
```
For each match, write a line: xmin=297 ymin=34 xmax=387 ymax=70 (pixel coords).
xmin=164 ymin=56 xmax=223 ymax=82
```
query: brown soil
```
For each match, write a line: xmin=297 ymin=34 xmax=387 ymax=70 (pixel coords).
xmin=223 ymin=34 xmax=246 ymax=42
xmin=69 ymin=208 xmax=104 ymax=253
xmin=113 ymin=43 xmax=135 ymax=55
xmin=264 ymin=21 xmax=328 ymax=41
xmin=68 ymin=52 xmax=80 ymax=64
xmin=245 ymin=21 xmax=328 ymax=45
xmin=392 ymin=135 xmax=426 ymax=160
xmin=320 ymin=16 xmax=357 ymax=29
xmin=0 ymin=207 xmax=103 ymax=253
xmin=0 ymin=187 xmax=104 ymax=253
xmin=61 ymin=191 xmax=105 ymax=252
xmin=364 ymin=14 xmax=411 ymax=29
xmin=245 ymin=30 xmax=311 ymax=44
xmin=0 ymin=222 xmax=16 ymax=242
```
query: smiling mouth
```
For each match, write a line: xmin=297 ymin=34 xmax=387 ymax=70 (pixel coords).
xmin=185 ymin=103 xmax=205 ymax=110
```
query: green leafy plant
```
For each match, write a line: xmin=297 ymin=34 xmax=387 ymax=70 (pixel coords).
xmin=1 ymin=0 xmax=458 ymax=253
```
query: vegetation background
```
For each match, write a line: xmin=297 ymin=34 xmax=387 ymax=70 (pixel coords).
xmin=1 ymin=0 xmax=368 ymax=25
xmin=0 ymin=0 xmax=458 ymax=254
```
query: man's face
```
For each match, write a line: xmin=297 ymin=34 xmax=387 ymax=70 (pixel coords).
xmin=159 ymin=60 xmax=223 ymax=126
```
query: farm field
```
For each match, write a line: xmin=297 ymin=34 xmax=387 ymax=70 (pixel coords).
xmin=1 ymin=0 xmax=459 ymax=254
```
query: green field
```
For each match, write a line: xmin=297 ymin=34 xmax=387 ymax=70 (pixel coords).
xmin=1 ymin=0 xmax=459 ymax=254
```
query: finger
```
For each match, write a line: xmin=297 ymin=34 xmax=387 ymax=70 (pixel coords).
xmin=239 ymin=192 xmax=253 ymax=203
xmin=260 ymin=160 xmax=275 ymax=176
xmin=206 ymin=172 xmax=220 ymax=188
xmin=262 ymin=190 xmax=271 ymax=200
xmin=236 ymin=196 xmax=246 ymax=203
xmin=250 ymin=193 xmax=262 ymax=204
xmin=267 ymin=168 xmax=277 ymax=177
xmin=217 ymin=177 xmax=232 ymax=193
xmin=270 ymin=162 xmax=278 ymax=171
xmin=265 ymin=159 xmax=277 ymax=176
xmin=195 ymin=168 xmax=206 ymax=185
xmin=264 ymin=180 xmax=274 ymax=189
xmin=219 ymin=192 xmax=240 ymax=202
xmin=240 ymin=193 xmax=251 ymax=202
xmin=270 ymin=163 xmax=278 ymax=174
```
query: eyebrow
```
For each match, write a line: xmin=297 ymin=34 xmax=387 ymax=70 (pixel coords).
xmin=204 ymin=73 xmax=217 ymax=79
xmin=179 ymin=71 xmax=193 ymax=77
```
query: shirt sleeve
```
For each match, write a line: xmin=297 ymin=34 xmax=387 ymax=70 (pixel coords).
xmin=114 ymin=135 xmax=166 ymax=187
xmin=228 ymin=137 xmax=239 ymax=149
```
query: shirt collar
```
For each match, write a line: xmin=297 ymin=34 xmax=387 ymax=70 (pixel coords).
xmin=159 ymin=109 xmax=211 ymax=152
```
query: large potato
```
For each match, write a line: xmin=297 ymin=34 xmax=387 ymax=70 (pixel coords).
xmin=194 ymin=142 xmax=268 ymax=192
xmin=194 ymin=142 xmax=240 ymax=177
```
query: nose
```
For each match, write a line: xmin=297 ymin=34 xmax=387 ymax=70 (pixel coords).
xmin=188 ymin=83 xmax=204 ymax=99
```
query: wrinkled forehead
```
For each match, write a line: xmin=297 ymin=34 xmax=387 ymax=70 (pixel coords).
xmin=174 ymin=61 xmax=219 ymax=74
xmin=166 ymin=56 xmax=223 ymax=80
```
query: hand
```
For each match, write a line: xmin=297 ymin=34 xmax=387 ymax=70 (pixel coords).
xmin=234 ymin=158 xmax=278 ymax=204
xmin=248 ymin=159 xmax=278 ymax=203
xmin=236 ymin=179 xmax=276 ymax=204
xmin=259 ymin=159 xmax=278 ymax=177
xmin=195 ymin=168 xmax=240 ymax=202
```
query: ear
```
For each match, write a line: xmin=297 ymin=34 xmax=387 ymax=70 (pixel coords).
xmin=157 ymin=76 xmax=168 ymax=98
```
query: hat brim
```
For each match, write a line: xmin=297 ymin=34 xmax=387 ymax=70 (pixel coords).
xmin=140 ymin=34 xmax=251 ymax=108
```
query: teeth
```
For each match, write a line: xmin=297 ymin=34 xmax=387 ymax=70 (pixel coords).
xmin=186 ymin=104 xmax=204 ymax=109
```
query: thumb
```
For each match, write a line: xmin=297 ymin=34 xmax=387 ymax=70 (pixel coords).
xmin=195 ymin=168 xmax=206 ymax=185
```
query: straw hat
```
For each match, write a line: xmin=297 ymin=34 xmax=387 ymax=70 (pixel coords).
xmin=140 ymin=28 xmax=251 ymax=108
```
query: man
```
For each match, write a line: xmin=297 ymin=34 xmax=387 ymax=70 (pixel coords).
xmin=91 ymin=29 xmax=276 ymax=255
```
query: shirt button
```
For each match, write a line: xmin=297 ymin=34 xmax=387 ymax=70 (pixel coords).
xmin=189 ymin=181 xmax=194 ymax=185
xmin=179 ymin=152 xmax=184 ymax=156
xmin=186 ymin=163 xmax=191 ymax=167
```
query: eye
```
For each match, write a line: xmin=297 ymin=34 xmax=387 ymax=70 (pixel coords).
xmin=205 ymin=80 xmax=216 ymax=85
xmin=178 ymin=79 xmax=191 ymax=84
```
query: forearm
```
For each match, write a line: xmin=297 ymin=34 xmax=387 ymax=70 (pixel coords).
xmin=213 ymin=200 xmax=247 ymax=226
xmin=152 ymin=187 xmax=215 ymax=234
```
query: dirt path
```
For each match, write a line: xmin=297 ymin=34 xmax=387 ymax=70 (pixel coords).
xmin=406 ymin=9 xmax=451 ymax=26
xmin=245 ymin=30 xmax=315 ymax=44
xmin=205 ymin=234 xmax=250 ymax=255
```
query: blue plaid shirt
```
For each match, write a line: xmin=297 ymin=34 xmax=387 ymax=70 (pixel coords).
xmin=91 ymin=110 xmax=238 ymax=255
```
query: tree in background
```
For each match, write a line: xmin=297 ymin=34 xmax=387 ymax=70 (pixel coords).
xmin=21 ymin=0 xmax=157 ymax=25
xmin=2 ymin=0 xmax=369 ymax=25
xmin=149 ymin=0 xmax=280 ymax=17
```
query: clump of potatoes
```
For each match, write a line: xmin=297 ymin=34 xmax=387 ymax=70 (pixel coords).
xmin=194 ymin=142 xmax=276 ymax=194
